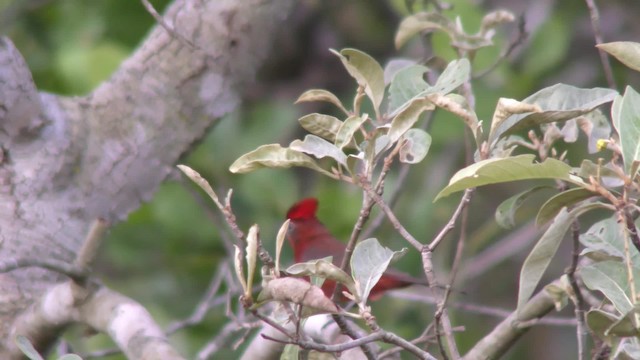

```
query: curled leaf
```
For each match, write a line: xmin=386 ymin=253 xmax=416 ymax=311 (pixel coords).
xmin=229 ymin=144 xmax=333 ymax=177
xmin=275 ymin=220 xmax=290 ymax=276
xmin=256 ymin=277 xmax=339 ymax=314
xmin=234 ymin=245 xmax=248 ymax=295
xmin=290 ymin=135 xmax=347 ymax=166
xmin=245 ymin=225 xmax=259 ymax=297
xmin=331 ymin=48 xmax=385 ymax=111
xmin=296 ymin=89 xmax=349 ymax=114
xmin=298 ymin=113 xmax=343 ymax=143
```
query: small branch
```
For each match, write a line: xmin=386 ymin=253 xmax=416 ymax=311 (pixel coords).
xmin=474 ymin=15 xmax=527 ymax=79
xmin=74 ymin=218 xmax=110 ymax=271
xmin=428 ymin=188 xmax=474 ymax=251
xmin=584 ymin=0 xmax=617 ymax=89
xmin=140 ymin=0 xmax=199 ymax=51
xmin=566 ymin=220 xmax=585 ymax=360
xmin=0 ymin=258 xmax=85 ymax=279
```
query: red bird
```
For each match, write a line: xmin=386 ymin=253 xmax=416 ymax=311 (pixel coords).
xmin=286 ymin=197 xmax=426 ymax=300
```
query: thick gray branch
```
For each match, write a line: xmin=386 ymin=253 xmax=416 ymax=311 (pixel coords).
xmin=0 ymin=0 xmax=294 ymax=354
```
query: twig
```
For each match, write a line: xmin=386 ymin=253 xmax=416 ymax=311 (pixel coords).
xmin=584 ymin=0 xmax=617 ymax=89
xmin=428 ymin=189 xmax=474 ymax=251
xmin=0 ymin=258 xmax=85 ymax=279
xmin=140 ymin=0 xmax=199 ymax=51
xmin=196 ymin=320 xmax=262 ymax=360
xmin=566 ymin=220 xmax=585 ymax=360
xmin=474 ymin=15 xmax=527 ymax=79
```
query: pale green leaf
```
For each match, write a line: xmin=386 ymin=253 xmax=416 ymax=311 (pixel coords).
xmin=597 ymin=41 xmax=640 ymax=72
xmin=612 ymin=94 xmax=623 ymax=133
xmin=536 ymin=188 xmax=597 ymax=227
xmin=383 ymin=58 xmax=416 ymax=85
xmin=488 ymin=84 xmax=617 ymax=146
xmin=298 ymin=113 xmax=343 ymax=143
xmin=290 ymin=135 xmax=347 ymax=166
xmin=177 ymin=165 xmax=220 ymax=206
xmin=275 ymin=220 xmax=290 ymax=276
xmin=581 ymin=260 xmax=636 ymax=314
xmin=618 ymin=86 xmax=640 ymax=175
xmin=607 ymin=306 xmax=640 ymax=336
xmin=286 ymin=258 xmax=357 ymax=300
xmin=580 ymin=216 xmax=640 ymax=265
xmin=388 ymin=65 xmax=430 ymax=114
xmin=335 ymin=115 xmax=366 ymax=149
xmin=431 ymin=58 xmax=470 ymax=96
xmin=59 ymin=355 xmax=83 ymax=360
xmin=517 ymin=203 xmax=605 ymax=311
xmin=295 ymin=89 xmax=349 ymax=114
xmin=388 ymin=98 xmax=434 ymax=143
xmin=332 ymin=48 xmax=385 ymax=110
xmin=399 ymin=129 xmax=432 ymax=164
xmin=229 ymin=144 xmax=332 ymax=177
xmin=233 ymin=245 xmax=247 ymax=295
xmin=435 ymin=155 xmax=582 ymax=201
xmin=587 ymin=309 xmax=619 ymax=339
xmin=245 ymin=225 xmax=259 ymax=297
xmin=495 ymin=186 xmax=549 ymax=229
xmin=351 ymin=238 xmax=407 ymax=304
xmin=395 ymin=12 xmax=452 ymax=49
xmin=15 ymin=336 xmax=44 ymax=360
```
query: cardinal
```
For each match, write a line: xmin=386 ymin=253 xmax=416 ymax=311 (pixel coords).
xmin=286 ymin=197 xmax=427 ymax=301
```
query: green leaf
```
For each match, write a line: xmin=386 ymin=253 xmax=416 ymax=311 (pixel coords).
xmin=435 ymin=155 xmax=582 ymax=201
xmin=617 ymin=86 xmax=640 ymax=175
xmin=581 ymin=260 xmax=638 ymax=314
xmin=488 ymin=84 xmax=617 ymax=146
xmin=399 ymin=129 xmax=432 ymax=164
xmin=290 ymin=135 xmax=347 ymax=166
xmin=298 ymin=113 xmax=344 ymax=143
xmin=431 ymin=58 xmax=470 ymax=96
xmin=335 ymin=115 xmax=366 ymax=150
xmin=597 ymin=42 xmax=640 ymax=72
xmin=229 ymin=144 xmax=332 ymax=177
xmin=395 ymin=12 xmax=452 ymax=49
xmin=536 ymin=188 xmax=597 ymax=227
xmin=332 ymin=48 xmax=385 ymax=111
xmin=59 ymin=355 xmax=83 ymax=360
xmin=286 ymin=258 xmax=357 ymax=299
xmin=607 ymin=306 xmax=640 ymax=337
xmin=351 ymin=238 xmax=407 ymax=304
xmin=15 ymin=335 xmax=44 ymax=360
xmin=612 ymin=94 xmax=623 ymax=133
xmin=387 ymin=98 xmax=434 ymax=144
xmin=233 ymin=245 xmax=248 ymax=295
xmin=245 ymin=225 xmax=258 ymax=298
xmin=587 ymin=309 xmax=619 ymax=339
xmin=517 ymin=203 xmax=605 ymax=311
xmin=388 ymin=65 xmax=430 ymax=113
xmin=275 ymin=220 xmax=290 ymax=276
xmin=580 ymin=216 xmax=628 ymax=262
xmin=495 ymin=186 xmax=549 ymax=229
xmin=295 ymin=89 xmax=349 ymax=115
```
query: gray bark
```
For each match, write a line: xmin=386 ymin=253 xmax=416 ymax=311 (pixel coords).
xmin=0 ymin=0 xmax=294 ymax=355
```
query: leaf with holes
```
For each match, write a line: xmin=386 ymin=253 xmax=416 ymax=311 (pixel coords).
xmin=399 ymin=129 xmax=431 ymax=164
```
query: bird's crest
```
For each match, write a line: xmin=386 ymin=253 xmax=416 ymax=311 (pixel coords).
xmin=286 ymin=198 xmax=319 ymax=220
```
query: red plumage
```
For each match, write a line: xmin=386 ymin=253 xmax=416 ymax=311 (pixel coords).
xmin=286 ymin=197 xmax=426 ymax=300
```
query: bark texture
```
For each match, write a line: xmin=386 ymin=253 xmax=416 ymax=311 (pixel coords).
xmin=0 ymin=0 xmax=294 ymax=354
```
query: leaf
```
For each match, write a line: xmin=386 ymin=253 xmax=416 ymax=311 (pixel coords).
xmin=383 ymin=58 xmax=416 ymax=85
xmin=577 ymin=110 xmax=612 ymax=154
xmin=488 ymin=84 xmax=618 ymax=146
xmin=388 ymin=65 xmax=430 ymax=114
xmin=581 ymin=261 xmax=636 ymax=314
xmin=290 ymin=135 xmax=347 ymax=166
xmin=597 ymin=41 xmax=640 ymax=72
xmin=387 ymin=98 xmax=434 ymax=143
xmin=245 ymin=225 xmax=259 ymax=297
xmin=587 ymin=309 xmax=619 ymax=339
xmin=298 ymin=113 xmax=344 ymax=143
xmin=544 ymin=275 xmax=571 ymax=311
xmin=607 ymin=306 xmax=640 ymax=336
xmin=617 ymin=86 xmax=640 ymax=175
xmin=286 ymin=258 xmax=358 ymax=300
xmin=229 ymin=144 xmax=332 ymax=177
xmin=495 ymin=186 xmax=549 ymax=229
xmin=233 ymin=245 xmax=248 ymax=295
xmin=435 ymin=155 xmax=581 ymax=201
xmin=177 ymin=165 xmax=221 ymax=205
xmin=295 ymin=89 xmax=349 ymax=114
xmin=15 ymin=336 xmax=44 ymax=360
xmin=399 ymin=129 xmax=432 ymax=164
xmin=536 ymin=187 xmax=596 ymax=227
xmin=335 ymin=115 xmax=366 ymax=150
xmin=331 ymin=48 xmax=385 ymax=111
xmin=395 ymin=12 xmax=452 ymax=49
xmin=431 ymin=58 xmax=470 ymax=96
xmin=59 ymin=355 xmax=83 ymax=360
xmin=351 ymin=238 xmax=407 ymax=304
xmin=612 ymin=94 xmax=623 ymax=133
xmin=517 ymin=203 xmax=605 ymax=311
xmin=275 ymin=220 xmax=290 ymax=276
xmin=255 ymin=277 xmax=339 ymax=315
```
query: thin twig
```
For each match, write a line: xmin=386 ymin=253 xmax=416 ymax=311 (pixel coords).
xmin=428 ymin=188 xmax=474 ymax=251
xmin=0 ymin=258 xmax=85 ymax=279
xmin=584 ymin=0 xmax=617 ymax=89
xmin=566 ymin=220 xmax=585 ymax=360
xmin=140 ymin=0 xmax=199 ymax=51
xmin=474 ymin=15 xmax=528 ymax=79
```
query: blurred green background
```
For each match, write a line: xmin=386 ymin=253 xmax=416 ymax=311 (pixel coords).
xmin=4 ymin=0 xmax=640 ymax=358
